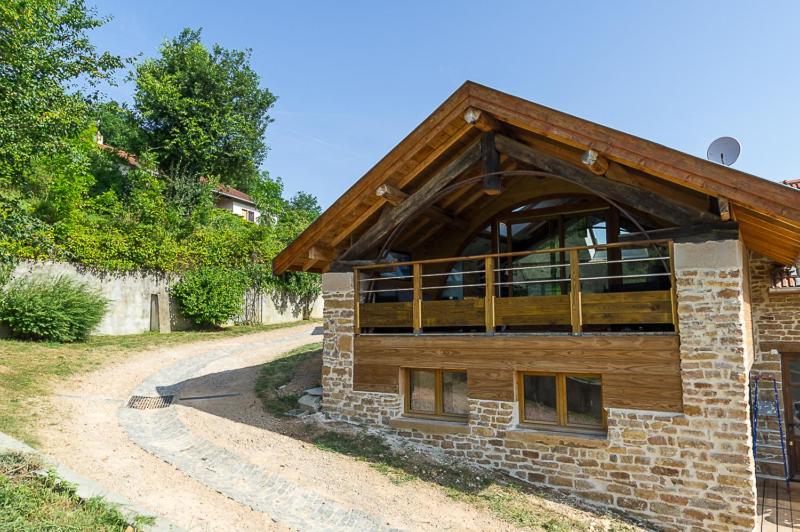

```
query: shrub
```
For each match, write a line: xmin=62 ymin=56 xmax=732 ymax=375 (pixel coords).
xmin=0 ymin=276 xmax=108 ymax=342
xmin=171 ymin=267 xmax=248 ymax=328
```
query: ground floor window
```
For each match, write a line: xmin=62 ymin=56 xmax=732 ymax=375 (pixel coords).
xmin=405 ymin=368 xmax=468 ymax=419
xmin=518 ymin=372 xmax=604 ymax=429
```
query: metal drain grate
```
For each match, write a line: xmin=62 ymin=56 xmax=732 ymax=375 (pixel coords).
xmin=126 ymin=395 xmax=174 ymax=410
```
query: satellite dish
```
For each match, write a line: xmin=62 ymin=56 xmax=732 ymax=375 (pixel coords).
xmin=707 ymin=137 xmax=741 ymax=166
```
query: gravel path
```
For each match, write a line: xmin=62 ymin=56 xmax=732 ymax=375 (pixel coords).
xmin=35 ymin=323 xmax=518 ymax=531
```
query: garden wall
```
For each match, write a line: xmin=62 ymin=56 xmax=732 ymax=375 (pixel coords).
xmin=5 ymin=261 xmax=322 ymax=336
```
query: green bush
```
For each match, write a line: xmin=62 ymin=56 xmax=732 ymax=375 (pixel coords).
xmin=171 ymin=267 xmax=248 ymax=328
xmin=0 ymin=276 xmax=108 ymax=342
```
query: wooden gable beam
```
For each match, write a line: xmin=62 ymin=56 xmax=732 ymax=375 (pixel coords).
xmin=342 ymin=140 xmax=482 ymax=260
xmin=494 ymin=134 xmax=717 ymax=227
xmin=375 ymin=184 xmax=467 ymax=229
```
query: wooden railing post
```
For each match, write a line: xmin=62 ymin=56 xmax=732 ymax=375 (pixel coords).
xmin=353 ymin=269 xmax=360 ymax=335
xmin=569 ymin=249 xmax=582 ymax=334
xmin=668 ymin=241 xmax=679 ymax=334
xmin=412 ymin=263 xmax=422 ymax=334
xmin=485 ymin=256 xmax=495 ymax=335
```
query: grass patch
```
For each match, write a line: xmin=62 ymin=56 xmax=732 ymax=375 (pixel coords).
xmin=312 ymin=432 xmax=637 ymax=531
xmin=254 ymin=342 xmax=322 ymax=415
xmin=0 ymin=451 xmax=154 ymax=530
xmin=0 ymin=320 xmax=317 ymax=444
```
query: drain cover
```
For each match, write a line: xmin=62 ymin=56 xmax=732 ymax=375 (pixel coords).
xmin=126 ymin=395 xmax=174 ymax=410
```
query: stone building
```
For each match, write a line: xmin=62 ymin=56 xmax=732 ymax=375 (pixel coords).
xmin=273 ymin=82 xmax=800 ymax=530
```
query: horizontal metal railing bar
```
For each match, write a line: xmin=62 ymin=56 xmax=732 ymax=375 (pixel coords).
xmin=495 ymin=278 xmax=570 ymax=286
xmin=494 ymin=263 xmax=569 ymax=273
xmin=579 ymin=272 xmax=671 ymax=281
xmin=421 ymin=269 xmax=485 ymax=277
xmin=421 ymin=283 xmax=485 ymax=290
xmin=362 ymin=274 xmax=414 ymax=281
xmin=361 ymin=287 xmax=415 ymax=294
xmin=354 ymin=239 xmax=672 ymax=271
xmin=579 ymin=256 xmax=665 ymax=266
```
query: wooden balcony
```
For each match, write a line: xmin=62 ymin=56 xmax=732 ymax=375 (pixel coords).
xmin=354 ymin=240 xmax=677 ymax=335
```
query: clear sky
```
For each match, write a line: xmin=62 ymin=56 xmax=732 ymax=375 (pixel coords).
xmin=89 ymin=1 xmax=800 ymax=208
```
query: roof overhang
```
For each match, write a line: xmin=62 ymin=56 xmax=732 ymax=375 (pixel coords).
xmin=274 ymin=81 xmax=800 ymax=273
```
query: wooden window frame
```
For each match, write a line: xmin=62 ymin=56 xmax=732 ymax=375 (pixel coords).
xmin=517 ymin=371 xmax=606 ymax=430
xmin=404 ymin=368 xmax=469 ymax=421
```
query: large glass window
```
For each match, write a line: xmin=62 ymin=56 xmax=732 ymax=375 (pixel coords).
xmin=406 ymin=369 xmax=468 ymax=419
xmin=520 ymin=372 xmax=604 ymax=429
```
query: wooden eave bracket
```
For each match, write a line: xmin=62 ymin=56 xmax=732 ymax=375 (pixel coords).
xmin=464 ymin=107 xmax=501 ymax=132
xmin=581 ymin=149 xmax=610 ymax=176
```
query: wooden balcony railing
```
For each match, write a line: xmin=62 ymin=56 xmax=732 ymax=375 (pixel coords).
xmin=354 ymin=240 xmax=678 ymax=335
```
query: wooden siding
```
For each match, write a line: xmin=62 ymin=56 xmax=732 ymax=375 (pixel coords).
xmin=353 ymin=334 xmax=682 ymax=412
xmin=581 ymin=291 xmax=673 ymax=325
xmin=359 ymin=302 xmax=412 ymax=329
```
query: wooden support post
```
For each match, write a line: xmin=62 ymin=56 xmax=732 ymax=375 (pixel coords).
xmin=485 ymin=256 xmax=495 ymax=335
xmin=668 ymin=242 xmax=679 ymax=334
xmin=481 ymin=132 xmax=502 ymax=196
xmin=569 ymin=249 xmax=582 ymax=334
xmin=413 ymin=263 xmax=422 ymax=334
xmin=718 ymin=197 xmax=732 ymax=221
xmin=353 ymin=269 xmax=361 ymax=335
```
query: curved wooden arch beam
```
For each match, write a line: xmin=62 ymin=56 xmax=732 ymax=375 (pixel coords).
xmin=494 ymin=135 xmax=717 ymax=227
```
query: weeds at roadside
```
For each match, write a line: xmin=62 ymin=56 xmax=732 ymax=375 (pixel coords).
xmin=254 ymin=342 xmax=322 ymax=415
xmin=0 ymin=451 xmax=154 ymax=530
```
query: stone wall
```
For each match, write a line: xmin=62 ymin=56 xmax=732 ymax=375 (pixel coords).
xmin=5 ymin=261 xmax=322 ymax=336
xmin=749 ymin=252 xmax=800 ymax=477
xmin=320 ymin=239 xmax=758 ymax=531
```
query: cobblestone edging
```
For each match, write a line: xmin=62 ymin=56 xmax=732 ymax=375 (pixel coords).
xmin=0 ymin=431 xmax=182 ymax=531
xmin=118 ymin=327 xmax=397 ymax=532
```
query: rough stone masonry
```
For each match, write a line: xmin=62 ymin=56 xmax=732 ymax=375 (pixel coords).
xmin=320 ymin=239 xmax=758 ymax=531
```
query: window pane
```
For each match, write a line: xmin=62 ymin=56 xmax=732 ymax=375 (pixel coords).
xmin=409 ymin=370 xmax=436 ymax=413
xmin=442 ymin=371 xmax=468 ymax=416
xmin=523 ymin=375 xmax=557 ymax=423
xmin=566 ymin=376 xmax=603 ymax=426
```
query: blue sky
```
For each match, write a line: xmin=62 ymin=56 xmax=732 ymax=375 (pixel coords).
xmin=90 ymin=1 xmax=800 ymax=208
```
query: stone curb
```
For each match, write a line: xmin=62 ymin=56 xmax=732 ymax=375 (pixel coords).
xmin=0 ymin=431 xmax=183 ymax=532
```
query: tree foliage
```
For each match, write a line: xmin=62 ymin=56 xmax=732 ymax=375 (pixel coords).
xmin=171 ymin=267 xmax=248 ymax=328
xmin=0 ymin=0 xmax=123 ymax=185
xmin=134 ymin=28 xmax=276 ymax=192
xmin=0 ymin=7 xmax=321 ymax=318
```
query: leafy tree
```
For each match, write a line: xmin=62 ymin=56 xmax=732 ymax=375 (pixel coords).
xmin=133 ymin=28 xmax=276 ymax=192
xmin=92 ymin=101 xmax=146 ymax=154
xmin=0 ymin=0 xmax=123 ymax=185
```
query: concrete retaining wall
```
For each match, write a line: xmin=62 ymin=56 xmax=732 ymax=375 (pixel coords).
xmin=5 ymin=261 xmax=322 ymax=336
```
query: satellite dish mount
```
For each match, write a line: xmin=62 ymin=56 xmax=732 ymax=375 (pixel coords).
xmin=707 ymin=136 xmax=741 ymax=167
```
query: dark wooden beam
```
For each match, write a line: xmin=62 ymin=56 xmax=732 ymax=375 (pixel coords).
xmin=375 ymin=183 xmax=467 ymax=228
xmin=494 ymin=134 xmax=718 ymax=226
xmin=619 ymin=222 xmax=740 ymax=244
xmin=481 ymin=132 xmax=502 ymax=196
xmin=342 ymin=140 xmax=482 ymax=259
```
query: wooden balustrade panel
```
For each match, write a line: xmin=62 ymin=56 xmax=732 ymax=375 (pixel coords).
xmin=353 ymin=334 xmax=682 ymax=412
xmin=359 ymin=302 xmax=412 ymax=328
xmin=421 ymin=298 xmax=484 ymax=327
xmin=494 ymin=295 xmax=571 ymax=326
xmin=581 ymin=290 xmax=672 ymax=325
